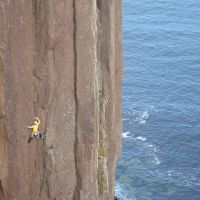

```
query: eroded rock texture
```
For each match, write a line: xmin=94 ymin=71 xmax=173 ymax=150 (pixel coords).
xmin=0 ymin=0 xmax=122 ymax=199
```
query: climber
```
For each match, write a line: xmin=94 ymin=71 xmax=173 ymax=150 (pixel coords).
xmin=27 ymin=117 xmax=45 ymax=143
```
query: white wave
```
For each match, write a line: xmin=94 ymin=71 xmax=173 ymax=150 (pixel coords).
xmin=139 ymin=120 xmax=146 ymax=124
xmin=128 ymin=109 xmax=150 ymax=125
xmin=147 ymin=144 xmax=153 ymax=148
xmin=122 ymin=132 xmax=131 ymax=138
xmin=115 ymin=183 xmax=134 ymax=200
xmin=165 ymin=170 xmax=200 ymax=188
xmin=154 ymin=155 xmax=161 ymax=165
xmin=122 ymin=131 xmax=161 ymax=167
xmin=136 ymin=136 xmax=147 ymax=141
xmin=147 ymin=144 xmax=160 ymax=165
xmin=141 ymin=110 xmax=149 ymax=119
xmin=139 ymin=110 xmax=149 ymax=124
xmin=136 ymin=139 xmax=160 ymax=165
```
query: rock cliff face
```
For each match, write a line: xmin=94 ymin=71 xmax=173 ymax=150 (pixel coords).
xmin=0 ymin=0 xmax=122 ymax=200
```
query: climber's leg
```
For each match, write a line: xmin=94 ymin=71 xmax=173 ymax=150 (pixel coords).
xmin=28 ymin=137 xmax=32 ymax=143
xmin=38 ymin=132 xmax=45 ymax=140
xmin=28 ymin=134 xmax=34 ymax=143
xmin=38 ymin=132 xmax=42 ymax=138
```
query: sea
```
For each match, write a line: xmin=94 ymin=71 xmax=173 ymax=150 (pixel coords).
xmin=115 ymin=0 xmax=200 ymax=200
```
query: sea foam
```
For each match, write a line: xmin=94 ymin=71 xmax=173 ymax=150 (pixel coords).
xmin=122 ymin=131 xmax=131 ymax=138
xmin=136 ymin=136 xmax=147 ymax=141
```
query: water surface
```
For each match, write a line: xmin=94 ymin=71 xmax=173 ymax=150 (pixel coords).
xmin=116 ymin=0 xmax=200 ymax=199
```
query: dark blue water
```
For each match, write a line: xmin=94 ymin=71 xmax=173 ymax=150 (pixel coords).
xmin=116 ymin=1 xmax=200 ymax=199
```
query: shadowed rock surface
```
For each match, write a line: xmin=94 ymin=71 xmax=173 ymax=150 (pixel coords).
xmin=0 ymin=0 xmax=122 ymax=199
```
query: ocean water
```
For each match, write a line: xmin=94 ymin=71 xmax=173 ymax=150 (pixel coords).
xmin=116 ymin=0 xmax=200 ymax=199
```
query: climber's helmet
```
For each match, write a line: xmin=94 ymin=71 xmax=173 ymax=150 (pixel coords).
xmin=34 ymin=121 xmax=38 ymax=125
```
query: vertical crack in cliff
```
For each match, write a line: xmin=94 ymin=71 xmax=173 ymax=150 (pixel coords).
xmin=38 ymin=43 xmax=56 ymax=200
xmin=39 ymin=46 xmax=56 ymax=197
xmin=40 ymin=45 xmax=56 ymax=198
xmin=0 ymin=180 xmax=5 ymax=200
xmin=0 ymin=3 xmax=8 ymax=196
xmin=72 ymin=0 xmax=80 ymax=199
xmin=44 ymin=46 xmax=57 ymax=135
xmin=32 ymin=0 xmax=39 ymax=117
xmin=32 ymin=1 xmax=57 ymax=198
xmin=40 ymin=25 xmax=57 ymax=200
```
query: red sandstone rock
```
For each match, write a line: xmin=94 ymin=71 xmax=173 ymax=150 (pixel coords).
xmin=0 ymin=1 xmax=122 ymax=199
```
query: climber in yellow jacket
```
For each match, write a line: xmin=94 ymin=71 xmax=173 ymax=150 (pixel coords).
xmin=27 ymin=117 xmax=44 ymax=143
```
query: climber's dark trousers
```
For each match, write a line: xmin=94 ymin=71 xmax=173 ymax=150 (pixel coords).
xmin=28 ymin=132 xmax=44 ymax=143
xmin=28 ymin=137 xmax=32 ymax=144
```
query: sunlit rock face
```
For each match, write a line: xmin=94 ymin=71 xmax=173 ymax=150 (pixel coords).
xmin=0 ymin=0 xmax=122 ymax=200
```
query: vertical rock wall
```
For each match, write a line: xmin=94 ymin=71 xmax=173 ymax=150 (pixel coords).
xmin=0 ymin=0 xmax=122 ymax=200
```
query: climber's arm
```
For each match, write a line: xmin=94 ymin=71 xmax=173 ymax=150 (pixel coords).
xmin=36 ymin=117 xmax=40 ymax=124
xmin=27 ymin=125 xmax=34 ymax=129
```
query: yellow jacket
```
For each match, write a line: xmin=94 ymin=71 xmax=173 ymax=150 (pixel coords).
xmin=28 ymin=118 xmax=40 ymax=133
xmin=32 ymin=122 xmax=39 ymax=132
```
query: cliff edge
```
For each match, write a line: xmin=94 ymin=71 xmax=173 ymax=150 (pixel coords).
xmin=0 ymin=0 xmax=122 ymax=199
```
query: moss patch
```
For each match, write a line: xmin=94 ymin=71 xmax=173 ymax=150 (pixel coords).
xmin=48 ymin=144 xmax=53 ymax=150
